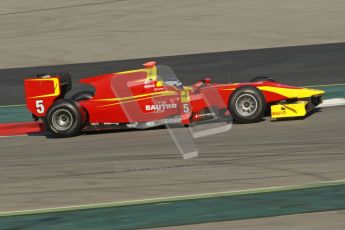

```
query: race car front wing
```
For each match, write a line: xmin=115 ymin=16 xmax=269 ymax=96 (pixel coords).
xmin=271 ymin=95 xmax=323 ymax=119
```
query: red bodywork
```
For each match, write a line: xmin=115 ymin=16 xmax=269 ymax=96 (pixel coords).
xmin=24 ymin=62 xmax=299 ymax=128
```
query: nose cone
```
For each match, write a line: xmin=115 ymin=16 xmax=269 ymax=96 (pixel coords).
xmin=300 ymin=88 xmax=325 ymax=97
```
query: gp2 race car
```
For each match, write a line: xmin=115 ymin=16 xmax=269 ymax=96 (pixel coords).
xmin=24 ymin=61 xmax=325 ymax=137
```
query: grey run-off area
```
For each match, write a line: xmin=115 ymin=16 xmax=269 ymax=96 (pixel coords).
xmin=1 ymin=0 xmax=345 ymax=68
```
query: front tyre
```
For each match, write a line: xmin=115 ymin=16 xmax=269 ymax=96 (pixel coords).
xmin=46 ymin=100 xmax=84 ymax=137
xmin=229 ymin=86 xmax=267 ymax=123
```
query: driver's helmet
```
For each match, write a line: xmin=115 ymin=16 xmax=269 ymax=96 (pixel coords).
xmin=164 ymin=78 xmax=184 ymax=89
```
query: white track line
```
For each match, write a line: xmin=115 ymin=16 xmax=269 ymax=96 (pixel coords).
xmin=0 ymin=104 xmax=25 ymax=108
xmin=0 ymin=135 xmax=28 ymax=138
xmin=303 ymin=83 xmax=345 ymax=87
xmin=318 ymin=98 xmax=345 ymax=108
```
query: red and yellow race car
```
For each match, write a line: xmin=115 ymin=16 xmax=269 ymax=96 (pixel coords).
xmin=24 ymin=61 xmax=324 ymax=137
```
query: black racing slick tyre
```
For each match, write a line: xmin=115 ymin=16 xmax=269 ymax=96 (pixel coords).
xmin=250 ymin=76 xmax=276 ymax=83
xmin=46 ymin=100 xmax=84 ymax=137
xmin=70 ymin=91 xmax=94 ymax=102
xmin=229 ymin=86 xmax=267 ymax=124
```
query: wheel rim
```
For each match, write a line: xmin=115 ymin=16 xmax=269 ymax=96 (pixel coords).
xmin=51 ymin=109 xmax=73 ymax=131
xmin=235 ymin=94 xmax=258 ymax=117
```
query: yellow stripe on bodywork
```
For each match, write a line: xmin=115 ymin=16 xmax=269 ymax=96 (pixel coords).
xmin=98 ymin=94 xmax=169 ymax=107
xmin=29 ymin=78 xmax=60 ymax=99
xmin=93 ymin=91 xmax=177 ymax=102
xmin=117 ymin=66 xmax=157 ymax=81
xmin=258 ymin=86 xmax=325 ymax=98
xmin=220 ymin=84 xmax=240 ymax=91
xmin=221 ymin=88 xmax=236 ymax=91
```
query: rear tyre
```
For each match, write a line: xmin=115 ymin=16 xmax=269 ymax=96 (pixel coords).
xmin=229 ymin=86 xmax=267 ymax=123
xmin=46 ymin=100 xmax=84 ymax=137
xmin=70 ymin=91 xmax=94 ymax=102
xmin=250 ymin=76 xmax=276 ymax=83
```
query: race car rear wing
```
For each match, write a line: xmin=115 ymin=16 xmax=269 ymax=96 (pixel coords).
xmin=24 ymin=72 xmax=72 ymax=118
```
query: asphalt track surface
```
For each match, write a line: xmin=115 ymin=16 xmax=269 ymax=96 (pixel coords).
xmin=0 ymin=44 xmax=345 ymax=230
xmin=0 ymin=104 xmax=344 ymax=212
xmin=150 ymin=211 xmax=345 ymax=230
